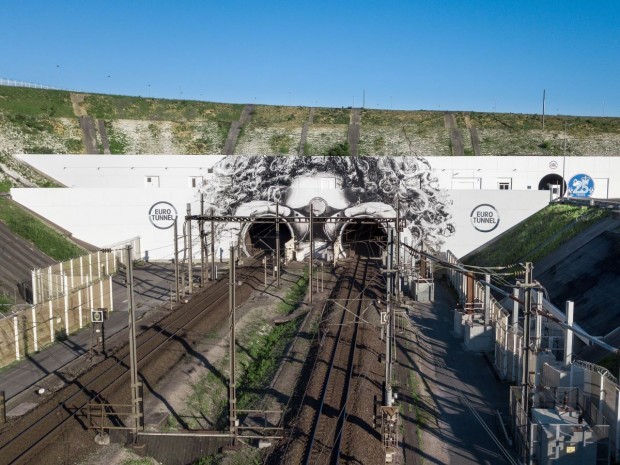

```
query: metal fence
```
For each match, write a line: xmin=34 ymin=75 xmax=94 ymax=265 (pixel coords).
xmin=0 ymin=77 xmax=64 ymax=91
xmin=510 ymin=386 xmax=610 ymax=465
xmin=444 ymin=250 xmax=620 ymax=460
xmin=445 ymin=250 xmax=524 ymax=381
xmin=32 ymin=250 xmax=118 ymax=304
xmin=103 ymin=236 xmax=142 ymax=268
xmin=0 ymin=276 xmax=113 ymax=367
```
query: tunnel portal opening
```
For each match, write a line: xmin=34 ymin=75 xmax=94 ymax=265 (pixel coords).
xmin=538 ymin=173 xmax=566 ymax=194
xmin=245 ymin=220 xmax=292 ymax=255
xmin=341 ymin=220 xmax=388 ymax=258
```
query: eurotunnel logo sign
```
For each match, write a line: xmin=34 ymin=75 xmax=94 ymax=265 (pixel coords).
xmin=567 ymin=174 xmax=595 ymax=198
xmin=149 ymin=202 xmax=177 ymax=229
xmin=470 ymin=204 xmax=500 ymax=233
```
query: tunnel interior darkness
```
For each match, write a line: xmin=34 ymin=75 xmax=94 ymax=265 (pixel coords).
xmin=538 ymin=173 xmax=566 ymax=193
xmin=245 ymin=222 xmax=292 ymax=254
xmin=341 ymin=221 xmax=387 ymax=257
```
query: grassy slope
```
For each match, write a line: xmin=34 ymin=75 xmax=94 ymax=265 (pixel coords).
xmin=463 ymin=204 xmax=610 ymax=267
xmin=0 ymin=196 xmax=85 ymax=261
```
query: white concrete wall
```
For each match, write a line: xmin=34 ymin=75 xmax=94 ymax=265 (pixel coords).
xmin=16 ymin=154 xmax=225 ymax=189
xmin=424 ymin=156 xmax=620 ymax=198
xmin=17 ymin=154 xmax=620 ymax=198
xmin=9 ymin=154 xmax=605 ymax=260
xmin=10 ymin=187 xmax=211 ymax=261
xmin=442 ymin=190 xmax=550 ymax=258
xmin=10 ymin=186 xmax=549 ymax=260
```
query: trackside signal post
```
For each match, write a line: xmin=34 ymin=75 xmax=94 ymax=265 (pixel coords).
xmin=89 ymin=308 xmax=107 ymax=360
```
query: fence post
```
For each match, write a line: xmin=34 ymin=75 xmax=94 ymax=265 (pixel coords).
xmin=49 ymin=299 xmax=54 ymax=343
xmin=39 ymin=270 xmax=44 ymax=304
xmin=99 ymin=278 xmax=104 ymax=308
xmin=70 ymin=258 xmax=75 ymax=290
xmin=80 ymin=255 xmax=84 ymax=286
xmin=32 ymin=269 xmax=38 ymax=305
xmin=599 ymin=374 xmax=605 ymax=421
xmin=64 ymin=275 xmax=69 ymax=336
xmin=59 ymin=261 xmax=64 ymax=295
xmin=78 ymin=288 xmax=83 ymax=328
xmin=484 ymin=274 xmax=490 ymax=326
xmin=48 ymin=266 xmax=53 ymax=300
xmin=109 ymin=276 xmax=114 ymax=312
xmin=89 ymin=283 xmax=94 ymax=317
xmin=13 ymin=316 xmax=20 ymax=361
xmin=32 ymin=304 xmax=38 ymax=352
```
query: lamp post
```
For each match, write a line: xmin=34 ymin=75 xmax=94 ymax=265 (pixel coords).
xmin=562 ymin=121 xmax=574 ymax=196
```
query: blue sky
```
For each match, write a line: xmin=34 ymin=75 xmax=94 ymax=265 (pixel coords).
xmin=2 ymin=1 xmax=619 ymax=116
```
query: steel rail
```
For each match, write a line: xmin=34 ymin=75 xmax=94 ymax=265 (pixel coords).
xmin=302 ymin=256 xmax=373 ymax=465
xmin=0 ymin=256 xmax=265 ymax=464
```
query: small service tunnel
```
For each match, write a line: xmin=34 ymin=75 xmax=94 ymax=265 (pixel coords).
xmin=340 ymin=220 xmax=388 ymax=257
xmin=538 ymin=173 xmax=566 ymax=194
xmin=244 ymin=220 xmax=293 ymax=256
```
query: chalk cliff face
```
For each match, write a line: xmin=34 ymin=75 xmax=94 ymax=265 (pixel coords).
xmin=2 ymin=85 xmax=620 ymax=188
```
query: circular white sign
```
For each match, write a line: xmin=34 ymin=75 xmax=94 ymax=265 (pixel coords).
xmin=149 ymin=202 xmax=178 ymax=229
xmin=470 ymin=204 xmax=500 ymax=232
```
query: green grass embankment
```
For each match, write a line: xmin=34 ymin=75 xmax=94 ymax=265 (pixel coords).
xmin=0 ymin=196 xmax=85 ymax=261
xmin=464 ymin=203 xmax=610 ymax=267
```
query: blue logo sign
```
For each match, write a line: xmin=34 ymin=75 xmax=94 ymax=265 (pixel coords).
xmin=567 ymin=174 xmax=595 ymax=198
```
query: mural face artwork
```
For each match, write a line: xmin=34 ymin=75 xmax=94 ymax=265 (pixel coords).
xmin=200 ymin=156 xmax=454 ymax=256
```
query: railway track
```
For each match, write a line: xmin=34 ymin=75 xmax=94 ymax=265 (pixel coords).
xmin=0 ymin=256 xmax=265 ymax=465
xmin=300 ymin=256 xmax=384 ymax=465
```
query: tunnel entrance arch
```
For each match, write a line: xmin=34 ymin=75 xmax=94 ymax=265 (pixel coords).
xmin=241 ymin=217 xmax=294 ymax=257
xmin=339 ymin=218 xmax=388 ymax=258
xmin=538 ymin=173 xmax=566 ymax=194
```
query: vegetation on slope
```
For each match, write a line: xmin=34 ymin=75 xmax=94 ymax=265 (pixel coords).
xmin=177 ymin=270 xmax=309 ymax=431
xmin=83 ymin=94 xmax=243 ymax=122
xmin=0 ymin=197 xmax=85 ymax=261
xmin=2 ymin=84 xmax=620 ymax=158
xmin=463 ymin=203 xmax=610 ymax=267
xmin=0 ymin=86 xmax=74 ymax=118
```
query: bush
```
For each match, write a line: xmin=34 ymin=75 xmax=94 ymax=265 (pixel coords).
xmin=326 ymin=141 xmax=349 ymax=156
xmin=0 ymin=294 xmax=13 ymax=314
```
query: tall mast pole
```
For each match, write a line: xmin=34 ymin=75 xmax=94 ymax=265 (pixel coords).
xmin=276 ymin=201 xmax=280 ymax=287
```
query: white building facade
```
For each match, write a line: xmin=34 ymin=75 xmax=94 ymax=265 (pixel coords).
xmin=10 ymin=155 xmax=619 ymax=260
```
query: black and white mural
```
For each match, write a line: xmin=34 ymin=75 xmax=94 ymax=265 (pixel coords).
xmin=200 ymin=156 xmax=454 ymax=259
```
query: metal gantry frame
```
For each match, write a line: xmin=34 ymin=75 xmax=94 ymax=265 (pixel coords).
xmin=185 ymin=211 xmax=405 ymax=296
xmin=184 ymin=211 xmax=405 ymax=447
